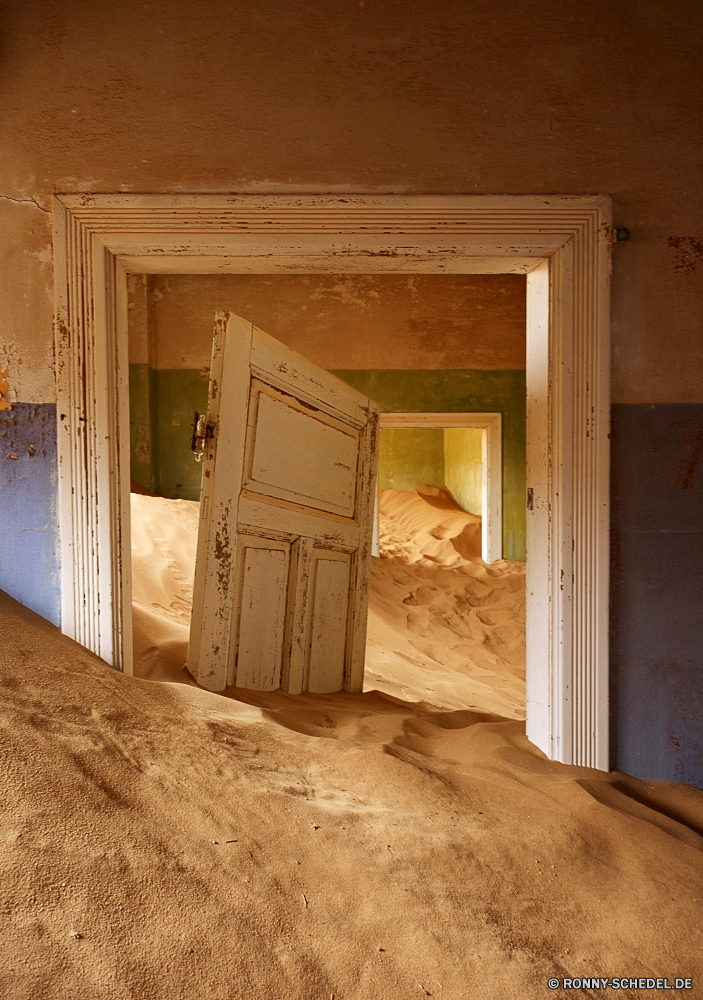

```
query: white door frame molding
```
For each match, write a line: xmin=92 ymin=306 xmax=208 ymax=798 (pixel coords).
xmin=53 ymin=193 xmax=612 ymax=769
xmin=379 ymin=412 xmax=502 ymax=564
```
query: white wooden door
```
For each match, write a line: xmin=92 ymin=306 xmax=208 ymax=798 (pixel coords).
xmin=187 ymin=312 xmax=379 ymax=694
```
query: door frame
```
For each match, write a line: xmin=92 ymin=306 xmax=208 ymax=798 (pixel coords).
xmin=53 ymin=193 xmax=612 ymax=769
xmin=378 ymin=412 xmax=502 ymax=564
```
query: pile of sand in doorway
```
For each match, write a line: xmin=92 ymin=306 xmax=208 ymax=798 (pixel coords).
xmin=368 ymin=487 xmax=525 ymax=718
xmin=377 ymin=485 xmax=483 ymax=567
xmin=130 ymin=489 xmax=526 ymax=719
xmin=1 ymin=588 xmax=703 ymax=999
xmin=130 ymin=493 xmax=199 ymax=682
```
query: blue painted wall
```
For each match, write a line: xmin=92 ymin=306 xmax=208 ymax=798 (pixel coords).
xmin=610 ymin=404 xmax=703 ymax=789
xmin=0 ymin=403 xmax=60 ymax=626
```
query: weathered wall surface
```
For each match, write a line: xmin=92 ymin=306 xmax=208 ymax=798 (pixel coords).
xmin=131 ymin=273 xmax=525 ymax=502
xmin=146 ymin=273 xmax=526 ymax=371
xmin=0 ymin=405 xmax=59 ymax=625
xmin=1 ymin=0 xmax=702 ymax=784
xmin=130 ymin=369 xmax=209 ymax=501
xmin=610 ymin=405 xmax=703 ymax=786
xmin=378 ymin=428 xmax=445 ymax=495
xmin=2 ymin=0 xmax=701 ymax=402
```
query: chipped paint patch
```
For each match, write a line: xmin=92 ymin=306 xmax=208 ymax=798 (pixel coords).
xmin=308 ymin=275 xmax=381 ymax=310
xmin=0 ymin=403 xmax=55 ymax=459
xmin=0 ymin=343 xmax=24 ymax=410
xmin=0 ymin=368 xmax=11 ymax=411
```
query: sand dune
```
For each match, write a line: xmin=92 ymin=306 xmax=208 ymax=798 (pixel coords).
xmin=130 ymin=489 xmax=526 ymax=719
xmin=0 ymin=490 xmax=691 ymax=997
xmin=368 ymin=487 xmax=525 ymax=718
xmin=378 ymin=485 xmax=483 ymax=567
xmin=1 ymin=589 xmax=702 ymax=998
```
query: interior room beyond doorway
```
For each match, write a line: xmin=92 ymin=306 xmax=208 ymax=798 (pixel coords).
xmin=127 ymin=271 xmax=527 ymax=717
xmin=380 ymin=425 xmax=483 ymax=514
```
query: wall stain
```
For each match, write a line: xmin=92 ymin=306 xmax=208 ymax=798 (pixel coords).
xmin=0 ymin=402 xmax=59 ymax=625
xmin=666 ymin=237 xmax=703 ymax=274
xmin=680 ymin=429 xmax=703 ymax=491
xmin=0 ymin=343 xmax=24 ymax=411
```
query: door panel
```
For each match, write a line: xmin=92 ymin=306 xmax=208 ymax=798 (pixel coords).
xmin=233 ymin=538 xmax=290 ymax=691
xmin=237 ymin=492 xmax=360 ymax=548
xmin=244 ymin=381 xmax=359 ymax=517
xmin=250 ymin=331 xmax=369 ymax=428
xmin=188 ymin=312 xmax=379 ymax=694
xmin=307 ymin=550 xmax=351 ymax=694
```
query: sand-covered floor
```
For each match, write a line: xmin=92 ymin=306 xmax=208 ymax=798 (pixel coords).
xmin=130 ymin=488 xmax=526 ymax=718
xmin=2 ymin=591 xmax=703 ymax=998
xmin=367 ymin=488 xmax=525 ymax=718
xmin=0 ymin=493 xmax=701 ymax=997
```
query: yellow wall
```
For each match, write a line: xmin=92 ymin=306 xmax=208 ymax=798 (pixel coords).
xmin=377 ymin=428 xmax=445 ymax=493
xmin=444 ymin=428 xmax=483 ymax=516
xmin=377 ymin=426 xmax=484 ymax=518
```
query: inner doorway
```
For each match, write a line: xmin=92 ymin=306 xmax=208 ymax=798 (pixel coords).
xmin=377 ymin=412 xmax=503 ymax=565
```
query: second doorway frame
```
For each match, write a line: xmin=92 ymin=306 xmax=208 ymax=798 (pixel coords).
xmin=379 ymin=412 xmax=502 ymax=564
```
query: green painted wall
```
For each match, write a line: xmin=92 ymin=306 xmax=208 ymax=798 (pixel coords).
xmin=378 ymin=427 xmax=445 ymax=491
xmin=444 ymin=427 xmax=483 ymax=516
xmin=130 ymin=364 xmax=526 ymax=560
xmin=129 ymin=365 xmax=208 ymax=501
xmin=332 ymin=370 xmax=526 ymax=561
xmin=129 ymin=363 xmax=155 ymax=493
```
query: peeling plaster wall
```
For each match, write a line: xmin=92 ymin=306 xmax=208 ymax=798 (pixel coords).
xmin=0 ymin=199 xmax=56 ymax=621
xmin=1 ymin=0 xmax=702 ymax=783
xmin=145 ymin=273 xmax=526 ymax=371
xmin=131 ymin=272 xmax=525 ymax=501
xmin=0 ymin=202 xmax=54 ymax=404
xmin=2 ymin=0 xmax=702 ymax=401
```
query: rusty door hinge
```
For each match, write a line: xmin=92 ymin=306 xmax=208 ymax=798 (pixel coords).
xmin=527 ymin=487 xmax=534 ymax=510
xmin=191 ymin=411 xmax=214 ymax=462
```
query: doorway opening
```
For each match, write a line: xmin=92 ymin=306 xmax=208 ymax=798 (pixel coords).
xmin=54 ymin=194 xmax=611 ymax=768
xmin=376 ymin=412 xmax=503 ymax=565
xmin=126 ymin=273 xmax=525 ymax=721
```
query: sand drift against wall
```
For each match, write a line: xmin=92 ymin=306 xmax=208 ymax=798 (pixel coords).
xmin=130 ymin=493 xmax=199 ymax=680
xmin=130 ymin=490 xmax=525 ymax=719
xmin=1 ymin=587 xmax=702 ymax=998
